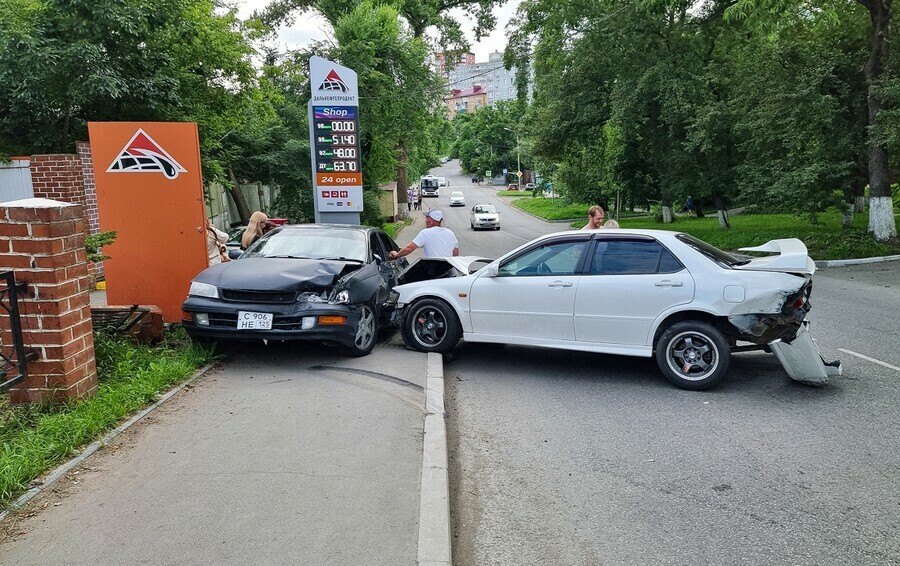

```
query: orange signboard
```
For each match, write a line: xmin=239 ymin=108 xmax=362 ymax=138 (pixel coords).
xmin=316 ymin=172 xmax=363 ymax=186
xmin=88 ymin=122 xmax=208 ymax=322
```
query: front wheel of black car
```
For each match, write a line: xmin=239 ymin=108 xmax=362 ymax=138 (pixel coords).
xmin=656 ymin=321 xmax=730 ymax=390
xmin=401 ymin=298 xmax=461 ymax=353
xmin=343 ymin=302 xmax=379 ymax=357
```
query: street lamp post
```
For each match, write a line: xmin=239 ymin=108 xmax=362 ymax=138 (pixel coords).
xmin=504 ymin=127 xmax=520 ymax=186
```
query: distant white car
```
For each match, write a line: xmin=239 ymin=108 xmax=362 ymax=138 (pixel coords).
xmin=449 ymin=191 xmax=466 ymax=207
xmin=438 ymin=176 xmax=448 ymax=187
xmin=392 ymin=229 xmax=841 ymax=391
xmin=470 ymin=204 xmax=500 ymax=230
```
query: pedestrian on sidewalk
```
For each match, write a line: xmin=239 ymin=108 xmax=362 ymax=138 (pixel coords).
xmin=390 ymin=208 xmax=459 ymax=258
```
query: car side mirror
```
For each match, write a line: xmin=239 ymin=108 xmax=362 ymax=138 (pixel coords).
xmin=228 ymin=249 xmax=243 ymax=260
xmin=373 ymin=254 xmax=383 ymax=264
xmin=481 ymin=264 xmax=499 ymax=278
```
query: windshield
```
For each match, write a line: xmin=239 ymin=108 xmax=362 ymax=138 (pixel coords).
xmin=474 ymin=205 xmax=496 ymax=214
xmin=451 ymin=192 xmax=464 ymax=198
xmin=242 ymin=228 xmax=368 ymax=262
xmin=676 ymin=233 xmax=748 ymax=267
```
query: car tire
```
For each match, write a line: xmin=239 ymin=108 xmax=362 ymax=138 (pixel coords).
xmin=401 ymin=298 xmax=462 ymax=353
xmin=655 ymin=321 xmax=730 ymax=390
xmin=471 ymin=222 xmax=475 ymax=230
xmin=343 ymin=302 xmax=379 ymax=357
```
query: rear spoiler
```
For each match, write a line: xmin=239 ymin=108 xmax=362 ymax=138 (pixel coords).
xmin=736 ymin=239 xmax=816 ymax=275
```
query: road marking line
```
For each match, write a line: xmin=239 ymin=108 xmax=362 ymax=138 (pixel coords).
xmin=838 ymin=348 xmax=900 ymax=372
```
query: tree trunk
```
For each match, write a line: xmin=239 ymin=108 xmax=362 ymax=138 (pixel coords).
xmin=852 ymin=174 xmax=867 ymax=212
xmin=860 ymin=0 xmax=898 ymax=239
xmin=397 ymin=143 xmax=409 ymax=208
xmin=714 ymin=194 xmax=730 ymax=229
xmin=842 ymin=209 xmax=854 ymax=228
xmin=227 ymin=167 xmax=252 ymax=224
xmin=661 ymin=192 xmax=673 ymax=223
xmin=662 ymin=206 xmax=674 ymax=223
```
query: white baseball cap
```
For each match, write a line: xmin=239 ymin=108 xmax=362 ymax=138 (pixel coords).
xmin=426 ymin=209 xmax=443 ymax=222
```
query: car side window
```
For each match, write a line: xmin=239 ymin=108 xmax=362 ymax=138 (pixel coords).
xmin=499 ymin=240 xmax=588 ymax=276
xmin=369 ymin=234 xmax=385 ymax=261
xmin=588 ymin=239 xmax=684 ymax=275
xmin=376 ymin=232 xmax=398 ymax=255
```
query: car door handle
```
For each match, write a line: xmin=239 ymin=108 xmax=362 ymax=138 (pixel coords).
xmin=654 ymin=280 xmax=684 ymax=287
xmin=548 ymin=281 xmax=573 ymax=288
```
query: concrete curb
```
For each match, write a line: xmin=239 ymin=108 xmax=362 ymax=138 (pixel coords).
xmin=814 ymin=254 xmax=900 ymax=268
xmin=0 ymin=362 xmax=216 ymax=523
xmin=417 ymin=352 xmax=452 ymax=566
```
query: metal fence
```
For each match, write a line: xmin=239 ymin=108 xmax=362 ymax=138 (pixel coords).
xmin=0 ymin=271 xmax=29 ymax=391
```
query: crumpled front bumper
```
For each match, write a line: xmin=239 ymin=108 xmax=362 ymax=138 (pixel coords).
xmin=768 ymin=321 xmax=842 ymax=386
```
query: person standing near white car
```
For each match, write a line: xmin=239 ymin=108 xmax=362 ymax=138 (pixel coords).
xmin=390 ymin=209 xmax=459 ymax=258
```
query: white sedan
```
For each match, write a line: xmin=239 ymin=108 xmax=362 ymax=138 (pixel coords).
xmin=470 ymin=204 xmax=500 ymax=230
xmin=449 ymin=191 xmax=466 ymax=207
xmin=392 ymin=229 xmax=841 ymax=390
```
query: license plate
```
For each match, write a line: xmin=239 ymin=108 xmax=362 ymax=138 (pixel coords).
xmin=237 ymin=311 xmax=273 ymax=330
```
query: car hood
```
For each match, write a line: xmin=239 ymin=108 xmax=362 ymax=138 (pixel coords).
xmin=194 ymin=257 xmax=361 ymax=291
xmin=397 ymin=256 xmax=492 ymax=286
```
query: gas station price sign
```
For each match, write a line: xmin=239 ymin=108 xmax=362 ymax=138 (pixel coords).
xmin=313 ymin=106 xmax=362 ymax=179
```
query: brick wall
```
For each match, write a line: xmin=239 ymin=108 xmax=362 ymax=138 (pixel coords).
xmin=29 ymin=155 xmax=87 ymax=208
xmin=75 ymin=142 xmax=104 ymax=279
xmin=0 ymin=199 xmax=97 ymax=405
xmin=76 ymin=143 xmax=100 ymax=235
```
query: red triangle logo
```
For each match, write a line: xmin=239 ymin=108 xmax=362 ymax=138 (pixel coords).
xmin=106 ymin=129 xmax=187 ymax=180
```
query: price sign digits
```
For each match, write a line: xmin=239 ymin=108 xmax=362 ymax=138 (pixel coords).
xmin=313 ymin=105 xmax=361 ymax=186
xmin=332 ymin=121 xmax=355 ymax=132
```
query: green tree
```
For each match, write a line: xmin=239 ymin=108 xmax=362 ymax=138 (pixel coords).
xmin=0 ymin=0 xmax=256 ymax=156
xmin=726 ymin=0 xmax=897 ymax=239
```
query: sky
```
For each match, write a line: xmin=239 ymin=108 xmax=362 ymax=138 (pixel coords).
xmin=235 ymin=0 xmax=521 ymax=63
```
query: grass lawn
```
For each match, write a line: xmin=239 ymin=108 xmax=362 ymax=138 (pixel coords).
xmin=0 ymin=328 xmax=213 ymax=509
xmin=510 ymin=196 xmax=900 ymax=260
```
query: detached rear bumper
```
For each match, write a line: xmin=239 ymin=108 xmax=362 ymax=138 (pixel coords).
xmin=768 ymin=322 xmax=842 ymax=386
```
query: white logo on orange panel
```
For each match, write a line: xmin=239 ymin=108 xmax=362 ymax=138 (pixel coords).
xmin=106 ymin=129 xmax=187 ymax=180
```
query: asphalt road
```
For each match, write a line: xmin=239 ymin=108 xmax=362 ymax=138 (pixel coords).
xmin=404 ymin=161 xmax=569 ymax=260
xmin=402 ymin=162 xmax=900 ymax=566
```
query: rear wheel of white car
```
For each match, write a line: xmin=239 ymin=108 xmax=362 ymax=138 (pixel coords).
xmin=343 ymin=302 xmax=378 ymax=357
xmin=656 ymin=321 xmax=730 ymax=390
xmin=402 ymin=298 xmax=461 ymax=353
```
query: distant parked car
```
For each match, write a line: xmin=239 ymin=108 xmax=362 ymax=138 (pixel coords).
xmin=524 ymin=183 xmax=536 ymax=191
xmin=506 ymin=183 xmax=519 ymax=191
xmin=449 ymin=191 xmax=466 ymax=207
xmin=470 ymin=204 xmax=500 ymax=230
xmin=183 ymin=224 xmax=409 ymax=357
xmin=392 ymin=229 xmax=841 ymax=390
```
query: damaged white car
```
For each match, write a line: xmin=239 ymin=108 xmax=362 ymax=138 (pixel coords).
xmin=392 ymin=229 xmax=841 ymax=390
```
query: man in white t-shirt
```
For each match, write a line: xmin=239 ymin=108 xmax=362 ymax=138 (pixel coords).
xmin=390 ymin=209 xmax=459 ymax=258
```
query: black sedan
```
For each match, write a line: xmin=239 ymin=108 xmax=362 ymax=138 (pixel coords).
xmin=182 ymin=224 xmax=408 ymax=356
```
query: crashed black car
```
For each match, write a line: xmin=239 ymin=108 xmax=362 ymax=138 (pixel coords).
xmin=181 ymin=224 xmax=407 ymax=356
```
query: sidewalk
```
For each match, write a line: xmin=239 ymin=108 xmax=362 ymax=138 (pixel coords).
xmin=0 ymin=344 xmax=451 ymax=566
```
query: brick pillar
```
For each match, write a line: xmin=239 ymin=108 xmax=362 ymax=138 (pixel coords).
xmin=75 ymin=142 xmax=104 ymax=280
xmin=0 ymin=198 xmax=97 ymax=405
